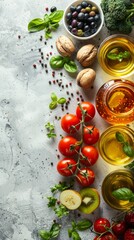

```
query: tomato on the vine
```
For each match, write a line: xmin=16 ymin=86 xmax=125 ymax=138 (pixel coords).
xmin=125 ymin=210 xmax=134 ymax=227
xmin=124 ymin=229 xmax=134 ymax=240
xmin=57 ymin=158 xmax=77 ymax=176
xmin=83 ymin=126 xmax=99 ymax=145
xmin=112 ymin=220 xmax=126 ymax=236
xmin=80 ymin=145 xmax=99 ymax=166
xmin=61 ymin=114 xmax=81 ymax=134
xmin=76 ymin=167 xmax=95 ymax=187
xmin=94 ymin=232 xmax=117 ymax=240
xmin=58 ymin=136 xmax=80 ymax=156
xmin=76 ymin=102 xmax=95 ymax=122
xmin=94 ymin=218 xmax=111 ymax=233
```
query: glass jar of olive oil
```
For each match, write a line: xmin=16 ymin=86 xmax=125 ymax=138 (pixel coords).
xmin=102 ymin=169 xmax=134 ymax=210
xmin=96 ymin=79 xmax=134 ymax=124
xmin=97 ymin=35 xmax=134 ymax=77
xmin=98 ymin=125 xmax=134 ymax=166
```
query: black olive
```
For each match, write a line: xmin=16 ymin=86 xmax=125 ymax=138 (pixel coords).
xmin=81 ymin=1 xmax=88 ymax=8
xmin=50 ymin=6 xmax=57 ymax=12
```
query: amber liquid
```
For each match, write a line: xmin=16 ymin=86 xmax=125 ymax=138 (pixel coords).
xmin=102 ymin=170 xmax=134 ymax=210
xmin=96 ymin=80 xmax=134 ymax=124
xmin=98 ymin=36 xmax=134 ymax=77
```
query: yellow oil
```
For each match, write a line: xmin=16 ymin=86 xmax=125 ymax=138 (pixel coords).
xmin=102 ymin=170 xmax=134 ymax=210
xmin=98 ymin=125 xmax=134 ymax=166
xmin=98 ymin=36 xmax=134 ymax=77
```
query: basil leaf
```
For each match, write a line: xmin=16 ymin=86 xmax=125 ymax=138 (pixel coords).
xmin=49 ymin=101 xmax=57 ymax=110
xmin=125 ymin=160 xmax=134 ymax=172
xmin=112 ymin=187 xmax=134 ymax=200
xmin=116 ymin=132 xmax=125 ymax=143
xmin=64 ymin=61 xmax=77 ymax=73
xmin=50 ymin=22 xmax=59 ymax=30
xmin=68 ymin=228 xmax=73 ymax=237
xmin=39 ymin=230 xmax=51 ymax=240
xmin=50 ymin=223 xmax=61 ymax=238
xmin=50 ymin=56 xmax=64 ymax=69
xmin=51 ymin=93 xmax=58 ymax=101
xmin=28 ymin=18 xmax=46 ymax=32
xmin=44 ymin=14 xmax=50 ymax=25
xmin=72 ymin=231 xmax=81 ymax=240
xmin=49 ymin=10 xmax=64 ymax=23
xmin=76 ymin=219 xmax=92 ymax=231
xmin=57 ymin=98 xmax=66 ymax=104
xmin=123 ymin=143 xmax=134 ymax=157
xmin=129 ymin=194 xmax=134 ymax=202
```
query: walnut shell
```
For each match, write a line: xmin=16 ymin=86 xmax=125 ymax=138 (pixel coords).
xmin=56 ymin=35 xmax=75 ymax=57
xmin=76 ymin=68 xmax=96 ymax=89
xmin=76 ymin=44 xmax=97 ymax=67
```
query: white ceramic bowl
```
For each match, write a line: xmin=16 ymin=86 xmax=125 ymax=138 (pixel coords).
xmin=63 ymin=0 xmax=104 ymax=40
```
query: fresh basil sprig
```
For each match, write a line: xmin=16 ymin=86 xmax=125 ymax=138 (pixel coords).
xmin=50 ymin=55 xmax=77 ymax=73
xmin=39 ymin=222 xmax=61 ymax=240
xmin=68 ymin=219 xmax=92 ymax=240
xmin=49 ymin=92 xmax=66 ymax=110
xmin=116 ymin=131 xmax=134 ymax=157
xmin=112 ymin=187 xmax=134 ymax=202
xmin=28 ymin=10 xmax=64 ymax=39
xmin=107 ymin=48 xmax=131 ymax=62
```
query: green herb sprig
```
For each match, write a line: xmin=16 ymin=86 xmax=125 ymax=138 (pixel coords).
xmin=112 ymin=187 xmax=134 ymax=202
xmin=45 ymin=122 xmax=57 ymax=138
xmin=50 ymin=55 xmax=78 ymax=74
xmin=107 ymin=48 xmax=131 ymax=62
xmin=28 ymin=10 xmax=64 ymax=39
xmin=49 ymin=92 xmax=66 ymax=110
xmin=125 ymin=160 xmax=134 ymax=172
xmin=68 ymin=219 xmax=92 ymax=240
xmin=39 ymin=222 xmax=61 ymax=240
xmin=116 ymin=131 xmax=134 ymax=157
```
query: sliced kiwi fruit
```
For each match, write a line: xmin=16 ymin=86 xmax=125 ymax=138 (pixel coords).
xmin=78 ymin=188 xmax=100 ymax=214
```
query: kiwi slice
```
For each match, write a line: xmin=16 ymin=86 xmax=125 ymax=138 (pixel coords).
xmin=78 ymin=188 xmax=100 ymax=214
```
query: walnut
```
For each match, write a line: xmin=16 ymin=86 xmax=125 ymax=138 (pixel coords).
xmin=76 ymin=44 xmax=97 ymax=67
xmin=56 ymin=35 xmax=75 ymax=57
xmin=76 ymin=68 xmax=96 ymax=89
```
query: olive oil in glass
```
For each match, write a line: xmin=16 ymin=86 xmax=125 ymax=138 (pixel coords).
xmin=102 ymin=170 xmax=134 ymax=210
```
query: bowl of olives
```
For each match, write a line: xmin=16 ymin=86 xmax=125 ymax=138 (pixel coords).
xmin=63 ymin=0 xmax=104 ymax=40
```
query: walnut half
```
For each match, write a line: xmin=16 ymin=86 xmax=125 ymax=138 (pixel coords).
xmin=76 ymin=44 xmax=97 ymax=67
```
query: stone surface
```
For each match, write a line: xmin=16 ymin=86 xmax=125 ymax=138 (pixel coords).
xmin=0 ymin=0 xmax=134 ymax=239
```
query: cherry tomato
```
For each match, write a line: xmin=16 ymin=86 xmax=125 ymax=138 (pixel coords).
xmin=76 ymin=167 xmax=95 ymax=187
xmin=83 ymin=126 xmax=100 ymax=145
xmin=125 ymin=210 xmax=134 ymax=227
xmin=58 ymin=136 xmax=80 ymax=156
xmin=94 ymin=232 xmax=117 ymax=240
xmin=94 ymin=218 xmax=111 ymax=233
xmin=76 ymin=102 xmax=95 ymax=122
xmin=124 ymin=229 xmax=134 ymax=240
xmin=80 ymin=145 xmax=99 ymax=166
xmin=61 ymin=114 xmax=80 ymax=134
xmin=57 ymin=158 xmax=77 ymax=176
xmin=112 ymin=220 xmax=126 ymax=236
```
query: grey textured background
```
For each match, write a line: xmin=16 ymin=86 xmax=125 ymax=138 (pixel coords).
xmin=0 ymin=0 xmax=134 ymax=239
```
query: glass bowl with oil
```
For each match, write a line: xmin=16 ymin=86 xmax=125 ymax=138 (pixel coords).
xmin=98 ymin=125 xmax=134 ymax=166
xmin=97 ymin=34 xmax=134 ymax=77
xmin=102 ymin=169 xmax=134 ymax=210
xmin=96 ymin=79 xmax=134 ymax=125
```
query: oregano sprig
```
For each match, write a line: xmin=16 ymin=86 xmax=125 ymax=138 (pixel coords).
xmin=45 ymin=122 xmax=57 ymax=138
xmin=116 ymin=131 xmax=134 ymax=157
